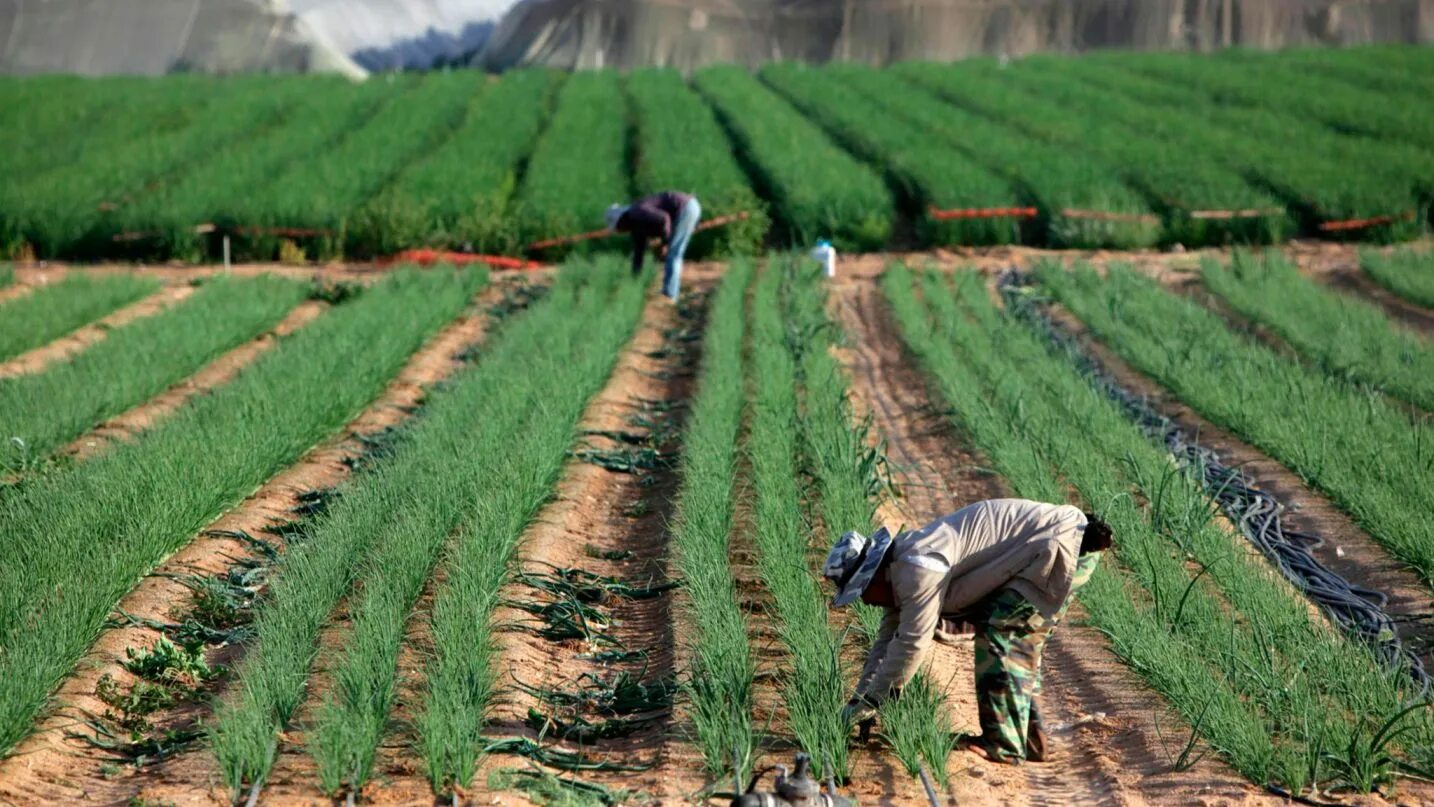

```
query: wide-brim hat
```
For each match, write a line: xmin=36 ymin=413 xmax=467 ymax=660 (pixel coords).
xmin=825 ymin=526 xmax=894 ymax=607
xmin=605 ymin=203 xmax=629 ymax=232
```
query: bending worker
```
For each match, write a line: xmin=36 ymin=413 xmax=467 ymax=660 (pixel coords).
xmin=606 ymin=191 xmax=702 ymax=301
xmin=823 ymin=498 xmax=1112 ymax=764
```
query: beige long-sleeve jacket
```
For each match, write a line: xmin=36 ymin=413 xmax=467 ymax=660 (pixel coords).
xmin=854 ymin=499 xmax=1087 ymax=702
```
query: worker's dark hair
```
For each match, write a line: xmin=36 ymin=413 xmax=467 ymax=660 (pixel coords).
xmin=1080 ymin=513 xmax=1114 ymax=555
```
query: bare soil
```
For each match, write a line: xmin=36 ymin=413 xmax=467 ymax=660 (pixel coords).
xmin=0 ymin=284 xmax=194 ymax=378
xmin=456 ymin=291 xmax=703 ymax=806
xmin=0 ymin=282 xmax=504 ymax=807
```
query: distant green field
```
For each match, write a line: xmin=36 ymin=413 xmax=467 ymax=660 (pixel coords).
xmin=2 ymin=46 xmax=1431 ymax=261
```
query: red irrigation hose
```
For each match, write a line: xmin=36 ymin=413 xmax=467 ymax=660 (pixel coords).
xmin=384 ymin=249 xmax=546 ymax=270
xmin=1318 ymin=211 xmax=1416 ymax=232
xmin=927 ymin=205 xmax=1037 ymax=221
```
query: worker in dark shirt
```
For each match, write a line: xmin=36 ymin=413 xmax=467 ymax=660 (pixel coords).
xmin=606 ymin=191 xmax=702 ymax=301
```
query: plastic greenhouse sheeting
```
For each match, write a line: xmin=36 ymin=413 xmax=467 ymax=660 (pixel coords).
xmin=0 ymin=0 xmax=367 ymax=77
xmin=475 ymin=0 xmax=1434 ymax=72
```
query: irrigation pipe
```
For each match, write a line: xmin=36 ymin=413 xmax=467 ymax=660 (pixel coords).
xmin=999 ymin=271 xmax=1429 ymax=690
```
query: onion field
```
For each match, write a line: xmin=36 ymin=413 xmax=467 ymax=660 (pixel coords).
xmin=2 ymin=40 xmax=1433 ymax=807
xmin=2 ymin=242 xmax=1430 ymax=805
xmin=4 ymin=46 xmax=1434 ymax=263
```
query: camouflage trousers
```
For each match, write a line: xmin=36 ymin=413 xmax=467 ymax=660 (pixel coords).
xmin=970 ymin=553 xmax=1101 ymax=762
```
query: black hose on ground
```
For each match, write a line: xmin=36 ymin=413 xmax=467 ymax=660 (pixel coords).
xmin=997 ymin=270 xmax=1428 ymax=690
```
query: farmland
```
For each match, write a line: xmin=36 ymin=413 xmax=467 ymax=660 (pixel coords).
xmin=3 ymin=42 xmax=1434 ymax=807
xmin=4 ymin=46 xmax=1434 ymax=263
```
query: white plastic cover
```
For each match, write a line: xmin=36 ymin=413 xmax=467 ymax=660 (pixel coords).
xmin=0 ymin=0 xmax=367 ymax=77
xmin=474 ymin=0 xmax=1432 ymax=72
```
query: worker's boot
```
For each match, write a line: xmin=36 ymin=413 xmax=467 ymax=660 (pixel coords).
xmin=1025 ymin=704 xmax=1049 ymax=762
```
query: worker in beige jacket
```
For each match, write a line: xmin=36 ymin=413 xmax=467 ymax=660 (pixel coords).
xmin=823 ymin=498 xmax=1112 ymax=764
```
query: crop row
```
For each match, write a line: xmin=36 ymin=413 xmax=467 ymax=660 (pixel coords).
xmin=901 ymin=60 xmax=1292 ymax=246
xmin=1 ymin=77 xmax=318 ymax=259
xmin=1201 ymin=252 xmax=1434 ymax=411
xmin=115 ymin=79 xmax=394 ymax=261
xmin=760 ymin=63 xmax=1023 ymax=247
xmin=1362 ymin=248 xmax=1434 ymax=308
xmin=626 ymin=69 xmax=767 ymax=256
xmin=229 ymin=72 xmax=480 ymax=260
xmin=212 ymin=260 xmax=646 ymax=797
xmin=670 ymin=259 xmax=757 ymax=777
xmin=356 ymin=68 xmax=563 ymax=256
xmin=512 ymin=71 xmax=631 ymax=250
xmin=837 ymin=65 xmax=1160 ymax=249
xmin=0 ymin=268 xmax=483 ymax=756
xmin=1 ymin=274 xmax=307 ymax=471
xmin=745 ymin=259 xmax=849 ymax=777
xmin=883 ymin=265 xmax=1431 ymax=792
xmin=1038 ymin=264 xmax=1434 ymax=586
xmin=1048 ymin=56 xmax=1431 ymax=234
xmin=0 ymin=273 xmax=158 ymax=362
xmin=693 ymin=66 xmax=894 ymax=251
xmin=779 ymin=257 xmax=953 ymax=784
xmin=3 ymin=47 xmax=1431 ymax=261
xmin=1128 ymin=49 xmax=1434 ymax=153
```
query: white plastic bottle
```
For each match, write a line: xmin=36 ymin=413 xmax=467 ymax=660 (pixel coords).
xmin=811 ymin=239 xmax=837 ymax=278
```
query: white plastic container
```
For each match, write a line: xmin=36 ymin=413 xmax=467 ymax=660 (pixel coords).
xmin=811 ymin=239 xmax=837 ymax=278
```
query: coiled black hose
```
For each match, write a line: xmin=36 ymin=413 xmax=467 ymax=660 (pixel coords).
xmin=998 ymin=270 xmax=1428 ymax=689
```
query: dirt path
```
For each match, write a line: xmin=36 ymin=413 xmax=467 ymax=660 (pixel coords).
xmin=59 ymin=300 xmax=328 ymax=464
xmin=832 ymin=280 xmax=1275 ymax=807
xmin=0 ymin=282 xmax=506 ymax=807
xmin=456 ymin=292 xmax=703 ymax=806
xmin=1286 ymin=243 xmax=1434 ymax=335
xmin=0 ymin=284 xmax=195 ymax=378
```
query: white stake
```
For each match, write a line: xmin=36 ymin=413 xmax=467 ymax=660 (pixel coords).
xmin=223 ymin=235 xmax=231 ymax=274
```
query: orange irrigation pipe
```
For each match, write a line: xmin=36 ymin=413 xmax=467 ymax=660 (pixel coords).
xmin=1318 ymin=211 xmax=1416 ymax=232
xmin=1060 ymin=208 xmax=1161 ymax=224
xmin=927 ymin=206 xmax=1037 ymax=221
xmin=384 ymin=249 xmax=547 ymax=270
xmin=525 ymin=210 xmax=751 ymax=252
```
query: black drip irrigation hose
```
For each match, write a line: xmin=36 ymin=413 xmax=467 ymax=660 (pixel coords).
xmin=998 ymin=270 xmax=1429 ymax=690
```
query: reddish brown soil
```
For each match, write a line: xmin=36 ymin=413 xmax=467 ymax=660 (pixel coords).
xmin=62 ymin=300 xmax=327 ymax=463
xmin=0 ymin=284 xmax=194 ymax=378
xmin=455 ymin=292 xmax=702 ymax=806
xmin=1283 ymin=242 xmax=1434 ymax=334
xmin=831 ymin=280 xmax=1278 ymax=807
xmin=0 ymin=282 xmax=504 ymax=807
